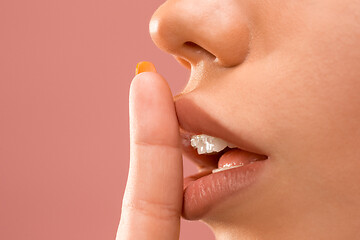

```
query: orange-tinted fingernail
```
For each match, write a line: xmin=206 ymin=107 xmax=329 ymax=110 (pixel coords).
xmin=135 ymin=61 xmax=157 ymax=75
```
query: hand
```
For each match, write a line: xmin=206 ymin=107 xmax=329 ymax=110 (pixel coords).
xmin=116 ymin=62 xmax=183 ymax=240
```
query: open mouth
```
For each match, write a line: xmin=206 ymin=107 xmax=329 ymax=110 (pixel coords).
xmin=181 ymin=129 xmax=269 ymax=188
xmin=175 ymin=97 xmax=270 ymax=219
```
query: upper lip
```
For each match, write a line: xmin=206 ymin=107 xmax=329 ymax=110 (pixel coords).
xmin=174 ymin=95 xmax=268 ymax=171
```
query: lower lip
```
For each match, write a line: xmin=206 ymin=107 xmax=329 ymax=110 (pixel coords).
xmin=182 ymin=160 xmax=268 ymax=220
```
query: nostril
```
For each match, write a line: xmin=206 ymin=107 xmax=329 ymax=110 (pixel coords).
xmin=183 ymin=41 xmax=204 ymax=54
xmin=183 ymin=41 xmax=216 ymax=60
xmin=184 ymin=41 xmax=200 ymax=49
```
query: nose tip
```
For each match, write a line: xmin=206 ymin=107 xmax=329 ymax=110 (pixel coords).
xmin=149 ymin=8 xmax=215 ymax=67
xmin=149 ymin=0 xmax=251 ymax=68
xmin=149 ymin=15 xmax=181 ymax=54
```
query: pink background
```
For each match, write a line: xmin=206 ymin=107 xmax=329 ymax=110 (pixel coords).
xmin=0 ymin=0 xmax=215 ymax=239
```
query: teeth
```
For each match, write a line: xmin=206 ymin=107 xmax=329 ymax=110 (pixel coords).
xmin=190 ymin=134 xmax=237 ymax=155
xmin=212 ymin=164 xmax=244 ymax=173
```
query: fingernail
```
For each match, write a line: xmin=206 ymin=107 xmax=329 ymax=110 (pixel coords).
xmin=135 ymin=61 xmax=157 ymax=75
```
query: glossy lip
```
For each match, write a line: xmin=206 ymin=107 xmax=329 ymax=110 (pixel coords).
xmin=183 ymin=161 xmax=267 ymax=220
xmin=175 ymin=96 xmax=269 ymax=220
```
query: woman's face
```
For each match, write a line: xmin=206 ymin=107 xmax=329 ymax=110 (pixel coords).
xmin=150 ymin=0 xmax=360 ymax=238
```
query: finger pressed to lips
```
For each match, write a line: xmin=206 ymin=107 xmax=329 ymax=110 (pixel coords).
xmin=118 ymin=72 xmax=183 ymax=240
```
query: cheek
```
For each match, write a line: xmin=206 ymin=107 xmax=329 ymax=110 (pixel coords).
xmin=217 ymin=44 xmax=360 ymax=177
xmin=246 ymin=51 xmax=360 ymax=158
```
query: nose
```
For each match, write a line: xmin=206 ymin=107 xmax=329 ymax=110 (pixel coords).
xmin=149 ymin=0 xmax=250 ymax=68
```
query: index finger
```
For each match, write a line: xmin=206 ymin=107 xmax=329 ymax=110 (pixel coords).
xmin=117 ymin=65 xmax=183 ymax=240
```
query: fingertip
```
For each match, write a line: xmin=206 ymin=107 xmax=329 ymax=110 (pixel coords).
xmin=129 ymin=71 xmax=179 ymax=147
xmin=131 ymin=71 xmax=170 ymax=97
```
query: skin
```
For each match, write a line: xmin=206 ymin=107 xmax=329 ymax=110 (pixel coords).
xmin=118 ymin=0 xmax=360 ymax=239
